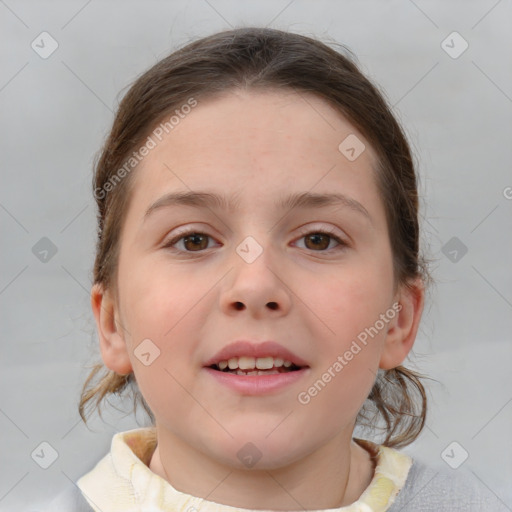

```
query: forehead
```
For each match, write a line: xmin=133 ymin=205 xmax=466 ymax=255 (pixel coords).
xmin=127 ymin=89 xmax=383 ymax=221
xmin=145 ymin=89 xmax=376 ymax=164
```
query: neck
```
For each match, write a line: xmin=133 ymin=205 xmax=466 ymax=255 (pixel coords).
xmin=148 ymin=426 xmax=375 ymax=510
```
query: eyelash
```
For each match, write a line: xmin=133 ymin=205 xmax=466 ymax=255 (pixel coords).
xmin=163 ymin=227 xmax=348 ymax=254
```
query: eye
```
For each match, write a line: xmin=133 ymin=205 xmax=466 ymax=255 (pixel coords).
xmin=163 ymin=227 xmax=348 ymax=254
xmin=163 ymin=230 xmax=218 ymax=252
xmin=294 ymin=228 xmax=347 ymax=252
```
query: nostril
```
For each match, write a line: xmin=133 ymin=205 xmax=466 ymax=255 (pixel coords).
xmin=234 ymin=302 xmax=244 ymax=310
xmin=267 ymin=302 xmax=278 ymax=310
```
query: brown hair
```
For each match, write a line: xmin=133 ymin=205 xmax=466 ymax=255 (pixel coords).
xmin=80 ymin=26 xmax=432 ymax=448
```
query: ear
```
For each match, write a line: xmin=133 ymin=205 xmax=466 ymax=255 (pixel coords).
xmin=91 ymin=283 xmax=133 ymax=375
xmin=379 ymin=277 xmax=425 ymax=370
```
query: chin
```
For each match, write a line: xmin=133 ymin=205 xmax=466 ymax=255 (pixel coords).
xmin=208 ymin=431 xmax=307 ymax=471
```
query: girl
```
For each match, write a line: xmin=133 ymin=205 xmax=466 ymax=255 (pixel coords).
xmin=46 ymin=27 xmax=507 ymax=511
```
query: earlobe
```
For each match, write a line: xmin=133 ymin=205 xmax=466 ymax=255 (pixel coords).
xmin=91 ymin=283 xmax=133 ymax=375
xmin=379 ymin=278 xmax=425 ymax=370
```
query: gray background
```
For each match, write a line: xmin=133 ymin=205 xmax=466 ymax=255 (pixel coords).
xmin=1 ymin=0 xmax=511 ymax=510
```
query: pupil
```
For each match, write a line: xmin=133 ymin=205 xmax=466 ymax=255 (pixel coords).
xmin=306 ymin=234 xmax=329 ymax=250
xmin=184 ymin=234 xmax=207 ymax=251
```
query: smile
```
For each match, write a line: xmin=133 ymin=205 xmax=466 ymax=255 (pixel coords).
xmin=210 ymin=356 xmax=303 ymax=375
xmin=204 ymin=360 xmax=309 ymax=395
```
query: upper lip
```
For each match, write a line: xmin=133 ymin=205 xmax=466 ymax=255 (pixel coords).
xmin=204 ymin=341 xmax=309 ymax=367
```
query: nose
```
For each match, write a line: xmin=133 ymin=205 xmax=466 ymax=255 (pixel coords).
xmin=219 ymin=241 xmax=292 ymax=318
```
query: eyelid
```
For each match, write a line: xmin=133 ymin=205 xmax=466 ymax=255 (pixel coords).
xmin=295 ymin=224 xmax=345 ymax=238
xmin=165 ymin=223 xmax=346 ymax=241
xmin=164 ymin=223 xmax=219 ymax=242
xmin=295 ymin=223 xmax=349 ymax=243
xmin=164 ymin=225 xmax=219 ymax=248
xmin=163 ymin=223 xmax=349 ymax=253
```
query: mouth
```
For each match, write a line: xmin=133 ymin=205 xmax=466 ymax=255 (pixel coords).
xmin=204 ymin=356 xmax=310 ymax=395
xmin=208 ymin=356 xmax=306 ymax=376
xmin=203 ymin=341 xmax=310 ymax=392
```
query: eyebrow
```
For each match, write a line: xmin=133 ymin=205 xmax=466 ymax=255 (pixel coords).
xmin=143 ymin=190 xmax=372 ymax=223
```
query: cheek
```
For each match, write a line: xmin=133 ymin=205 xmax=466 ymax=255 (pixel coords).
xmin=305 ymin=259 xmax=393 ymax=343
xmin=296 ymin=254 xmax=394 ymax=420
xmin=298 ymin=360 xmax=377 ymax=436
xmin=297 ymin=322 xmax=383 ymax=429
xmin=119 ymin=258 xmax=196 ymax=339
xmin=298 ymin=257 xmax=392 ymax=407
xmin=117 ymin=261 xmax=212 ymax=406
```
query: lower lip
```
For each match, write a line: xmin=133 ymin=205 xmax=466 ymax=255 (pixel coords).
xmin=203 ymin=367 xmax=310 ymax=395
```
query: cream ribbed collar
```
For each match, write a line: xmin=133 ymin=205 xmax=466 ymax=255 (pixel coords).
xmin=78 ymin=427 xmax=412 ymax=512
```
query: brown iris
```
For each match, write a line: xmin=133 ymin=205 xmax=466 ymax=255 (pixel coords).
xmin=304 ymin=233 xmax=330 ymax=251
xmin=182 ymin=233 xmax=209 ymax=251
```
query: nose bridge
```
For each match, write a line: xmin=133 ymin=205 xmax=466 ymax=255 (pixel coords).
xmin=220 ymin=231 xmax=292 ymax=315
xmin=233 ymin=231 xmax=280 ymax=286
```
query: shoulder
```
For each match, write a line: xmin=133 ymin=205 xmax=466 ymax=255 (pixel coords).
xmin=388 ymin=458 xmax=510 ymax=512
xmin=41 ymin=485 xmax=94 ymax=512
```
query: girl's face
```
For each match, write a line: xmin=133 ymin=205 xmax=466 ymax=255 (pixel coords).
xmin=98 ymin=89 xmax=419 ymax=469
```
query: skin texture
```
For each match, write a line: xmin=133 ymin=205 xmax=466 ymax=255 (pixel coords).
xmin=91 ymin=89 xmax=424 ymax=510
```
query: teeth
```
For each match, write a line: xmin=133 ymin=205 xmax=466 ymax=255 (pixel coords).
xmin=217 ymin=356 xmax=293 ymax=370
xmin=238 ymin=356 xmax=256 ymax=370
xmin=256 ymin=357 xmax=273 ymax=370
xmin=234 ymin=369 xmax=280 ymax=375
